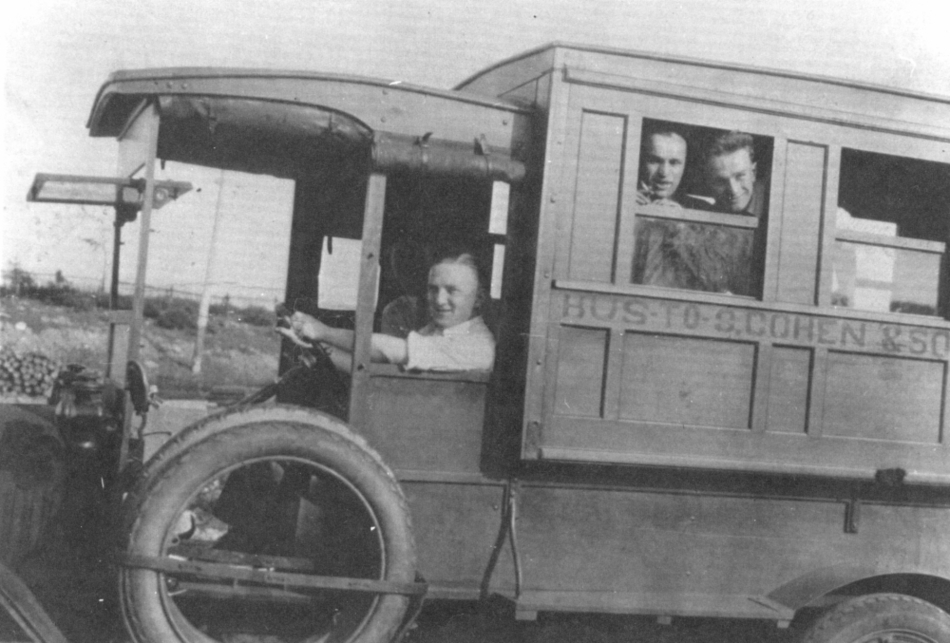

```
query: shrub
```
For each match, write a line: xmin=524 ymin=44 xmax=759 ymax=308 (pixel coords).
xmin=50 ymin=288 xmax=95 ymax=311
xmin=144 ymin=296 xmax=198 ymax=321
xmin=143 ymin=297 xmax=164 ymax=319
xmin=6 ymin=267 xmax=36 ymax=295
xmin=156 ymin=305 xmax=197 ymax=330
xmin=236 ymin=305 xmax=276 ymax=327
xmin=93 ymin=292 xmax=132 ymax=310
xmin=210 ymin=295 xmax=232 ymax=317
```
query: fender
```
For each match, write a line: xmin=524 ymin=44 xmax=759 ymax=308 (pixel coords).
xmin=765 ymin=564 xmax=950 ymax=611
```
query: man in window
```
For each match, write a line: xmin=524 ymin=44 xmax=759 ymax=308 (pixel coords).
xmin=704 ymin=131 xmax=766 ymax=217
xmin=636 ymin=129 xmax=709 ymax=209
xmin=633 ymin=130 xmax=761 ymax=295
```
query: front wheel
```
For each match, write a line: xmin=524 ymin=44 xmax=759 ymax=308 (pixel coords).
xmin=119 ymin=415 xmax=417 ymax=643
xmin=799 ymin=593 xmax=950 ymax=643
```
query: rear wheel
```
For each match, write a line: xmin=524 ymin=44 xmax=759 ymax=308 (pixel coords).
xmin=120 ymin=415 xmax=417 ymax=643
xmin=799 ymin=593 xmax=950 ymax=643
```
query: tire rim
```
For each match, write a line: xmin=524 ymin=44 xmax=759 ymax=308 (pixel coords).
xmin=152 ymin=455 xmax=387 ymax=643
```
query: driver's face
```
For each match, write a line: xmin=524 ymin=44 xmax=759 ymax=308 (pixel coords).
xmin=427 ymin=262 xmax=480 ymax=330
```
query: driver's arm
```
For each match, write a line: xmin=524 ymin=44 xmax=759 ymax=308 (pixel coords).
xmin=285 ymin=312 xmax=409 ymax=365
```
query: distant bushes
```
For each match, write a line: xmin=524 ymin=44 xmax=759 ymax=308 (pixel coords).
xmin=2 ymin=270 xmax=97 ymax=311
xmin=235 ymin=306 xmax=276 ymax=327
xmin=3 ymin=268 xmax=277 ymax=330
xmin=155 ymin=303 xmax=199 ymax=330
xmin=142 ymin=296 xmax=199 ymax=330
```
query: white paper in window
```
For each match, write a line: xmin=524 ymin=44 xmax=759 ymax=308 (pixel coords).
xmin=318 ymin=237 xmax=363 ymax=310
xmin=491 ymin=243 xmax=506 ymax=299
xmin=489 ymin=181 xmax=510 ymax=235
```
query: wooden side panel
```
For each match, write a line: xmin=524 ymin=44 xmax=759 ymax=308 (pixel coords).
xmin=364 ymin=375 xmax=487 ymax=473
xmin=619 ymin=334 xmax=755 ymax=428
xmin=516 ymin=485 xmax=843 ymax=597
xmin=396 ymin=473 xmax=950 ymax=619
xmin=511 ymin=482 xmax=950 ymax=617
xmin=767 ymin=347 xmax=811 ymax=434
xmin=538 ymin=289 xmax=950 ymax=481
xmin=401 ymin=480 xmax=515 ymax=597
xmin=527 ymin=57 xmax=950 ymax=481
xmin=554 ymin=326 xmax=608 ymax=417
xmin=822 ymin=352 xmax=945 ymax=443
xmin=566 ymin=111 xmax=626 ymax=282
xmin=776 ymin=142 xmax=826 ymax=305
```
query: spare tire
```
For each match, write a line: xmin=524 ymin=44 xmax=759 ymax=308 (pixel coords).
xmin=0 ymin=405 xmax=65 ymax=567
xmin=119 ymin=407 xmax=416 ymax=643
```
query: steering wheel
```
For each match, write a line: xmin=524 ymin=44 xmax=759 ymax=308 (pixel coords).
xmin=275 ymin=302 xmax=348 ymax=381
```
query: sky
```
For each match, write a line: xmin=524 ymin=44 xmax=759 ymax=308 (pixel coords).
xmin=3 ymin=0 xmax=950 ymax=306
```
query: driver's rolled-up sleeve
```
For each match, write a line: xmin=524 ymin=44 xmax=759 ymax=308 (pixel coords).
xmin=404 ymin=318 xmax=495 ymax=372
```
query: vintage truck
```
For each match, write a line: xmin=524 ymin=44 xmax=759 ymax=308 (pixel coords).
xmin=27 ymin=42 xmax=950 ymax=642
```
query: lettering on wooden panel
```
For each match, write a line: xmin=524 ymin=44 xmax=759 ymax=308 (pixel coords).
xmin=560 ymin=292 xmax=950 ymax=360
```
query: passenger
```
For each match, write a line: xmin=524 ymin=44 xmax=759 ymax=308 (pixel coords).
xmin=279 ymin=251 xmax=495 ymax=372
xmin=703 ymin=131 xmax=766 ymax=217
xmin=632 ymin=131 xmax=763 ymax=295
xmin=635 ymin=129 xmax=709 ymax=209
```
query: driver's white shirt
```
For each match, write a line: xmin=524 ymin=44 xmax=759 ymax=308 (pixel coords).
xmin=400 ymin=316 xmax=495 ymax=372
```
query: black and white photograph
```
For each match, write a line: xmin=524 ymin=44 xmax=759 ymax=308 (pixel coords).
xmin=4 ymin=1 xmax=950 ymax=642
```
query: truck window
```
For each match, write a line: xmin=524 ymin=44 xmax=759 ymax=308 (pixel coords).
xmin=630 ymin=119 xmax=772 ymax=297
xmin=375 ymin=175 xmax=500 ymax=339
xmin=834 ymin=148 xmax=950 ymax=316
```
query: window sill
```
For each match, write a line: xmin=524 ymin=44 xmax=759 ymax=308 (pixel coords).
xmin=369 ymin=363 xmax=491 ymax=383
xmin=552 ymin=279 xmax=950 ymax=329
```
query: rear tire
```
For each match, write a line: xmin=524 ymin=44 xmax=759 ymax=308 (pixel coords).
xmin=120 ymin=410 xmax=416 ymax=643
xmin=799 ymin=593 xmax=950 ymax=643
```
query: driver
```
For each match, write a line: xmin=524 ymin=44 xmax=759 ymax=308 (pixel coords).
xmin=212 ymin=252 xmax=495 ymax=553
xmin=280 ymin=251 xmax=495 ymax=372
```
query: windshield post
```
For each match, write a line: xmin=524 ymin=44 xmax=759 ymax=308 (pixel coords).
xmin=115 ymin=101 xmax=160 ymax=473
xmin=347 ymin=172 xmax=387 ymax=427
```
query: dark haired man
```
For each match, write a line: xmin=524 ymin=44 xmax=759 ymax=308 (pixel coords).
xmin=636 ymin=130 xmax=708 ymax=209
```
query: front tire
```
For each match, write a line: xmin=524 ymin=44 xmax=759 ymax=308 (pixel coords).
xmin=120 ymin=413 xmax=416 ymax=643
xmin=799 ymin=593 xmax=950 ymax=643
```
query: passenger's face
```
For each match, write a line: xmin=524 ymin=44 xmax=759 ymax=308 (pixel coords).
xmin=427 ymin=261 xmax=480 ymax=330
xmin=642 ymin=134 xmax=687 ymax=200
xmin=707 ymin=148 xmax=757 ymax=213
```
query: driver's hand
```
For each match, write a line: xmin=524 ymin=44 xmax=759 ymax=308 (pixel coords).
xmin=276 ymin=326 xmax=311 ymax=347
xmin=290 ymin=311 xmax=328 ymax=343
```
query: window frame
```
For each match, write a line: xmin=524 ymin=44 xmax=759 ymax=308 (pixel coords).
xmin=829 ymin=144 xmax=950 ymax=318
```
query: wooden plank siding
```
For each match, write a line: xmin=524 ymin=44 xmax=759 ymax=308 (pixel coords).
xmin=524 ymin=52 xmax=950 ymax=484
